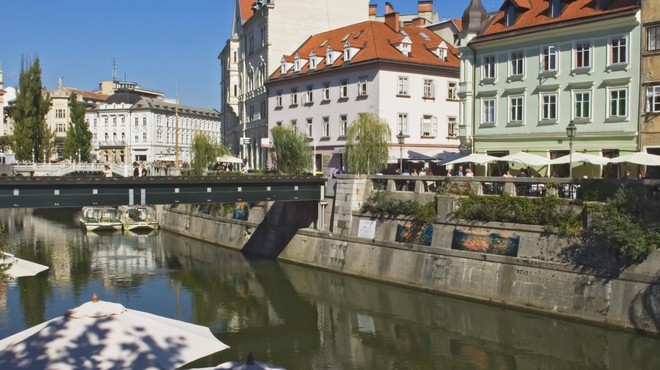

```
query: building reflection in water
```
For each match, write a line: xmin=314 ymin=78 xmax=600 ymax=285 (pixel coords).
xmin=0 ymin=209 xmax=658 ymax=369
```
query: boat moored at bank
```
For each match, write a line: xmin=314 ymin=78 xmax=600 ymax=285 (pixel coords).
xmin=79 ymin=207 xmax=123 ymax=231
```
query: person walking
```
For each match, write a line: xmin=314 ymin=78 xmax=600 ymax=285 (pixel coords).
xmin=103 ymin=165 xmax=112 ymax=178
xmin=133 ymin=162 xmax=140 ymax=179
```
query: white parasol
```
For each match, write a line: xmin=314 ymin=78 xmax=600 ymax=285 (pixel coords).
xmin=0 ymin=294 xmax=229 ymax=369
xmin=1 ymin=252 xmax=49 ymax=279
xmin=609 ymin=152 xmax=660 ymax=166
xmin=497 ymin=152 xmax=551 ymax=166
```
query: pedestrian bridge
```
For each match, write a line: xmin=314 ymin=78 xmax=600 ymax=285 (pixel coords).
xmin=0 ymin=175 xmax=326 ymax=208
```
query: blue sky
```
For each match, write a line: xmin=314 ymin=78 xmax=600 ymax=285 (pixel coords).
xmin=1 ymin=0 xmax=494 ymax=110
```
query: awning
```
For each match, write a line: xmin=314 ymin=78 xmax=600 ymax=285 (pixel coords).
xmin=388 ymin=148 xmax=458 ymax=161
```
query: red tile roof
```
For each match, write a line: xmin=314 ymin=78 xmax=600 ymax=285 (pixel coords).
xmin=239 ymin=0 xmax=254 ymax=22
xmin=270 ymin=21 xmax=459 ymax=80
xmin=481 ymin=0 xmax=639 ymax=36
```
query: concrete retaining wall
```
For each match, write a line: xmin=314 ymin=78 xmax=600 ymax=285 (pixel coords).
xmin=159 ymin=176 xmax=660 ymax=334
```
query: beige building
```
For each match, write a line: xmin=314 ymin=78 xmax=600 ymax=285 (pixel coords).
xmin=641 ymin=0 xmax=660 ymax=155
xmin=219 ymin=0 xmax=372 ymax=170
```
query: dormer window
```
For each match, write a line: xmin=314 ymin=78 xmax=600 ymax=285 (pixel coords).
xmin=437 ymin=41 xmax=448 ymax=61
xmin=392 ymin=36 xmax=412 ymax=57
xmin=310 ymin=57 xmax=317 ymax=70
xmin=326 ymin=46 xmax=335 ymax=65
xmin=550 ymin=0 xmax=561 ymax=18
xmin=506 ymin=5 xmax=516 ymax=27
xmin=343 ymin=41 xmax=360 ymax=62
xmin=280 ymin=57 xmax=293 ymax=74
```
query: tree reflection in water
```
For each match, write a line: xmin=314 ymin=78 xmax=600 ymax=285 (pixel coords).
xmin=0 ymin=208 xmax=659 ymax=369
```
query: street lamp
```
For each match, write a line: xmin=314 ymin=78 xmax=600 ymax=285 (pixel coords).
xmin=43 ymin=149 xmax=47 ymax=164
xmin=566 ymin=121 xmax=577 ymax=178
xmin=77 ymin=149 xmax=81 ymax=163
xmin=397 ymin=130 xmax=406 ymax=173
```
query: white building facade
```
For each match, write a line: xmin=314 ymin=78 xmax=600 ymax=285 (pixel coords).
xmin=219 ymin=0 xmax=371 ymax=171
xmin=268 ymin=14 xmax=460 ymax=174
xmin=85 ymin=90 xmax=221 ymax=165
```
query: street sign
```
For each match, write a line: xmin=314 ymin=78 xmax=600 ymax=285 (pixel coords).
xmin=241 ymin=137 xmax=251 ymax=145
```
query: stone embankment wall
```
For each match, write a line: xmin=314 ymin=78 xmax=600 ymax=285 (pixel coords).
xmin=161 ymin=176 xmax=660 ymax=335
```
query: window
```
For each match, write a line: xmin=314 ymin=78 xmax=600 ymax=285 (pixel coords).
xmin=646 ymin=86 xmax=660 ymax=113
xmin=423 ymin=79 xmax=435 ymax=98
xmin=248 ymin=104 xmax=255 ymax=121
xmin=510 ymin=51 xmax=524 ymax=77
xmin=56 ymin=123 xmax=66 ymax=133
xmin=648 ymin=26 xmax=660 ymax=52
xmin=143 ymin=117 xmax=147 ymax=126
xmin=339 ymin=115 xmax=347 ymax=136
xmin=290 ymin=89 xmax=298 ymax=105
xmin=542 ymin=45 xmax=558 ymax=72
xmin=322 ymin=116 xmax=330 ymax=137
xmin=358 ymin=77 xmax=368 ymax=96
xmin=609 ymin=87 xmax=628 ymax=118
xmin=483 ymin=55 xmax=496 ymax=79
xmin=574 ymin=90 xmax=591 ymax=120
xmin=134 ymin=117 xmax=139 ymax=126
xmin=509 ymin=96 xmax=524 ymax=122
xmin=56 ymin=109 xmax=66 ymax=119
xmin=322 ymin=83 xmax=330 ymax=101
xmin=541 ymin=93 xmax=558 ymax=121
xmin=304 ymin=87 xmax=313 ymax=104
xmin=447 ymin=82 xmax=457 ymax=100
xmin=550 ymin=0 xmax=561 ymax=18
xmin=575 ymin=42 xmax=591 ymax=69
xmin=260 ymin=26 xmax=266 ymax=47
xmin=275 ymin=91 xmax=282 ymax=107
xmin=482 ymin=99 xmax=496 ymax=124
xmin=339 ymin=80 xmax=348 ymax=99
xmin=306 ymin=118 xmax=313 ymax=138
xmin=448 ymin=117 xmax=458 ymax=137
xmin=420 ymin=116 xmax=437 ymax=138
xmin=506 ymin=5 xmax=516 ymax=27
xmin=142 ymin=132 xmax=147 ymax=142
xmin=112 ymin=116 xmax=117 ymax=126
xmin=290 ymin=119 xmax=297 ymax=132
xmin=276 ymin=121 xmax=283 ymax=126
xmin=610 ymin=36 xmax=627 ymax=65
xmin=397 ymin=76 xmax=409 ymax=96
xmin=397 ymin=113 xmax=408 ymax=135
xmin=248 ymin=34 xmax=254 ymax=55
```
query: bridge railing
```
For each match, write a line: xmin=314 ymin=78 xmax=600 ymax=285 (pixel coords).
xmin=367 ymin=175 xmax=660 ymax=201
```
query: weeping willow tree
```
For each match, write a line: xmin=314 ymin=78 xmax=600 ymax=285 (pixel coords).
xmin=271 ymin=126 xmax=312 ymax=175
xmin=345 ymin=113 xmax=391 ymax=174
xmin=191 ymin=133 xmax=229 ymax=175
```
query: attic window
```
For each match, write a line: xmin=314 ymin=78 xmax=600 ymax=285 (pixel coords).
xmin=320 ymin=39 xmax=329 ymax=47
xmin=506 ymin=5 xmax=516 ymax=26
xmin=550 ymin=0 xmax=561 ymax=18
xmin=400 ymin=30 xmax=409 ymax=36
xmin=354 ymin=30 xmax=363 ymax=39
xmin=439 ymin=47 xmax=447 ymax=61
xmin=419 ymin=32 xmax=430 ymax=41
xmin=341 ymin=33 xmax=352 ymax=42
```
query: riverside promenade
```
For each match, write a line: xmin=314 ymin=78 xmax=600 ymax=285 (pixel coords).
xmin=160 ymin=175 xmax=660 ymax=336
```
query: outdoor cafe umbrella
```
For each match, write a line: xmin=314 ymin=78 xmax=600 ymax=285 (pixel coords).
xmin=0 ymin=294 xmax=229 ymax=370
xmin=1 ymin=252 xmax=49 ymax=279
xmin=549 ymin=153 xmax=611 ymax=166
xmin=440 ymin=153 xmax=498 ymax=166
xmin=609 ymin=151 xmax=660 ymax=166
xmin=497 ymin=152 xmax=552 ymax=166
xmin=216 ymin=155 xmax=244 ymax=164
xmin=192 ymin=352 xmax=285 ymax=370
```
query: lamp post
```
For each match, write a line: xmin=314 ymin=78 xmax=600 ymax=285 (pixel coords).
xmin=77 ymin=149 xmax=81 ymax=163
xmin=566 ymin=121 xmax=577 ymax=178
xmin=397 ymin=130 xmax=406 ymax=173
xmin=43 ymin=149 xmax=47 ymax=164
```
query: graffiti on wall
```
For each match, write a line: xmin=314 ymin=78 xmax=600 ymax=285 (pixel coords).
xmin=233 ymin=201 xmax=249 ymax=221
xmin=451 ymin=229 xmax=519 ymax=257
xmin=395 ymin=223 xmax=433 ymax=246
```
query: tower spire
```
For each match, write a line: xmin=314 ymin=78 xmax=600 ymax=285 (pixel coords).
xmin=111 ymin=58 xmax=118 ymax=81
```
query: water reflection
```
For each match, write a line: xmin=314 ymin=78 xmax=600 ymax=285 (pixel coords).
xmin=0 ymin=209 xmax=658 ymax=369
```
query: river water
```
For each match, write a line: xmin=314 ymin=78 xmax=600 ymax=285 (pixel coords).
xmin=0 ymin=208 xmax=658 ymax=370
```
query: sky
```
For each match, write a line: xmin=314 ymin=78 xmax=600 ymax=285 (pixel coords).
xmin=1 ymin=0 xmax=496 ymax=110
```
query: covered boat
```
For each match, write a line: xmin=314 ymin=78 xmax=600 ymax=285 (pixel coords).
xmin=118 ymin=205 xmax=159 ymax=232
xmin=79 ymin=207 xmax=123 ymax=231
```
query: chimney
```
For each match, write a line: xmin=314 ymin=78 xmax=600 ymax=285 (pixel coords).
xmin=369 ymin=4 xmax=377 ymax=17
xmin=418 ymin=1 xmax=433 ymax=14
xmin=385 ymin=2 xmax=394 ymax=14
xmin=385 ymin=12 xmax=400 ymax=33
xmin=411 ymin=17 xmax=426 ymax=27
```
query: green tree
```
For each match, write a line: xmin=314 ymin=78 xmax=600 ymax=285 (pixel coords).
xmin=12 ymin=57 xmax=52 ymax=162
xmin=0 ymin=135 xmax=13 ymax=152
xmin=62 ymin=93 xmax=93 ymax=162
xmin=191 ymin=132 xmax=228 ymax=175
xmin=270 ymin=126 xmax=313 ymax=175
xmin=345 ymin=113 xmax=391 ymax=174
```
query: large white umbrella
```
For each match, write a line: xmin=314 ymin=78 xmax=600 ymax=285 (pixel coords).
xmin=609 ymin=152 xmax=660 ymax=166
xmin=497 ymin=152 xmax=551 ymax=166
xmin=441 ymin=153 xmax=498 ymax=166
xmin=193 ymin=352 xmax=285 ymax=370
xmin=549 ymin=153 xmax=610 ymax=166
xmin=1 ymin=252 xmax=49 ymax=279
xmin=0 ymin=295 xmax=229 ymax=369
xmin=216 ymin=155 xmax=244 ymax=164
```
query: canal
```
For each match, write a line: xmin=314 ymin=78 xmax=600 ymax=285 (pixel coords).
xmin=0 ymin=208 xmax=659 ymax=370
